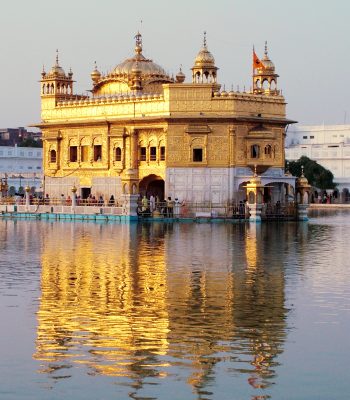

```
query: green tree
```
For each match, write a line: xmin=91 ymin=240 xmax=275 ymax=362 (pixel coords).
xmin=286 ymin=156 xmax=336 ymax=190
xmin=18 ymin=137 xmax=42 ymax=148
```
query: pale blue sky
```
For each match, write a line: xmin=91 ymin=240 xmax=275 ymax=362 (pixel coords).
xmin=1 ymin=0 xmax=350 ymax=128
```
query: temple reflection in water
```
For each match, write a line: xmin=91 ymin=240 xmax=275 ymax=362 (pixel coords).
xmin=33 ymin=221 xmax=303 ymax=397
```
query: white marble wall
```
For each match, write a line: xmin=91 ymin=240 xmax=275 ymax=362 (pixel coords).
xmin=166 ymin=168 xmax=236 ymax=203
xmin=166 ymin=167 xmax=294 ymax=204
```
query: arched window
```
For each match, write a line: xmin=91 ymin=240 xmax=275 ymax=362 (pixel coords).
xmin=264 ymin=144 xmax=272 ymax=158
xmin=160 ymin=146 xmax=166 ymax=161
xmin=150 ymin=146 xmax=157 ymax=161
xmin=251 ymin=144 xmax=260 ymax=159
xmin=50 ymin=149 xmax=57 ymax=163
xmin=115 ymin=147 xmax=122 ymax=161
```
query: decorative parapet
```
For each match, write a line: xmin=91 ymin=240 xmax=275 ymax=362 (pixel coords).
xmin=56 ymin=93 xmax=164 ymax=108
xmin=212 ymin=90 xmax=284 ymax=102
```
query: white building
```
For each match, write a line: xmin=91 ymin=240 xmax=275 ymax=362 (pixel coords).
xmin=0 ymin=145 xmax=43 ymax=192
xmin=285 ymin=124 xmax=350 ymax=199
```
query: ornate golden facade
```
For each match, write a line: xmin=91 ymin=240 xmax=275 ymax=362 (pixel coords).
xmin=36 ymin=33 xmax=295 ymax=202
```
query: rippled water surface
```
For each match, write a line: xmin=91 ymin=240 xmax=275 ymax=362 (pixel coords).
xmin=1 ymin=211 xmax=350 ymax=399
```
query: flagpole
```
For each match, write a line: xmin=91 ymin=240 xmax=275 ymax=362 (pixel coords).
xmin=252 ymin=45 xmax=255 ymax=93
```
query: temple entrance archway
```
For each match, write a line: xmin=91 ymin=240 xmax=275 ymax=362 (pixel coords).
xmin=139 ymin=174 xmax=165 ymax=200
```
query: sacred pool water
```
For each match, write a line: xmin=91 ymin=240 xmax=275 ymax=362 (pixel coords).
xmin=1 ymin=210 xmax=349 ymax=400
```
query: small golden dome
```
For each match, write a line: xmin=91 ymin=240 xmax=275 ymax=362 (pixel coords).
xmin=176 ymin=66 xmax=185 ymax=83
xmin=297 ymin=166 xmax=310 ymax=187
xmin=48 ymin=50 xmax=66 ymax=77
xmin=49 ymin=64 xmax=65 ymax=77
xmin=261 ymin=57 xmax=275 ymax=71
xmin=261 ymin=42 xmax=275 ymax=71
xmin=91 ymin=62 xmax=101 ymax=83
xmin=194 ymin=47 xmax=215 ymax=67
xmin=193 ymin=31 xmax=216 ymax=67
xmin=221 ymin=85 xmax=228 ymax=96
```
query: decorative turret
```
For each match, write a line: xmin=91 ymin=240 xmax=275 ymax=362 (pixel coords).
xmin=41 ymin=50 xmax=74 ymax=98
xmin=191 ymin=32 xmax=220 ymax=90
xmin=253 ymin=42 xmax=279 ymax=95
xmin=296 ymin=166 xmax=311 ymax=221
xmin=244 ymin=165 xmax=265 ymax=222
xmin=176 ymin=66 xmax=185 ymax=83
xmin=90 ymin=61 xmax=101 ymax=84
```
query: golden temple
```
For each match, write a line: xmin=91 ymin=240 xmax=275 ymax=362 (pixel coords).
xmin=36 ymin=33 xmax=296 ymax=203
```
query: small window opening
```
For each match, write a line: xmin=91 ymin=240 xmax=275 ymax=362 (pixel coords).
xmin=140 ymin=147 xmax=146 ymax=161
xmin=94 ymin=145 xmax=102 ymax=161
xmin=160 ymin=146 xmax=166 ymax=161
xmin=150 ymin=146 xmax=157 ymax=161
xmin=69 ymin=146 xmax=77 ymax=162
xmin=115 ymin=147 xmax=122 ymax=161
xmin=193 ymin=148 xmax=203 ymax=162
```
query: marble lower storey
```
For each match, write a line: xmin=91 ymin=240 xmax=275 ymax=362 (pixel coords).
xmin=166 ymin=166 xmax=296 ymax=203
xmin=43 ymin=167 xmax=296 ymax=204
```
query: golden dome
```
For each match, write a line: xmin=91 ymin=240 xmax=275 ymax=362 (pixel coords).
xmin=112 ymin=32 xmax=171 ymax=79
xmin=194 ymin=47 xmax=215 ymax=66
xmin=113 ymin=56 xmax=169 ymax=76
xmin=175 ymin=66 xmax=185 ymax=83
xmin=297 ymin=166 xmax=310 ymax=187
xmin=48 ymin=51 xmax=66 ymax=77
xmin=92 ymin=33 xmax=173 ymax=95
xmin=261 ymin=56 xmax=275 ymax=71
xmin=260 ymin=42 xmax=275 ymax=72
xmin=91 ymin=62 xmax=101 ymax=83
xmin=193 ymin=32 xmax=215 ymax=67
xmin=49 ymin=64 xmax=66 ymax=77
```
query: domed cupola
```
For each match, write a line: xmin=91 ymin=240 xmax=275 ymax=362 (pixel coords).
xmin=253 ymin=42 xmax=279 ymax=95
xmin=113 ymin=32 xmax=171 ymax=78
xmin=46 ymin=51 xmax=67 ymax=78
xmin=91 ymin=61 xmax=101 ymax=84
xmin=92 ymin=32 xmax=173 ymax=96
xmin=175 ymin=66 xmax=186 ymax=83
xmin=40 ymin=50 xmax=74 ymax=97
xmin=191 ymin=32 xmax=219 ymax=87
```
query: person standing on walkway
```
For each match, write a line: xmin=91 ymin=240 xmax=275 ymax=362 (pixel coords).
xmin=167 ymin=197 xmax=174 ymax=217
xmin=150 ymin=194 xmax=156 ymax=214
xmin=109 ymin=195 xmax=115 ymax=206
xmin=174 ymin=198 xmax=181 ymax=217
xmin=142 ymin=195 xmax=148 ymax=213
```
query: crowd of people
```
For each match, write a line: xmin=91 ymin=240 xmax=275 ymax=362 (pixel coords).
xmin=138 ymin=195 xmax=184 ymax=217
xmin=11 ymin=193 xmax=119 ymax=206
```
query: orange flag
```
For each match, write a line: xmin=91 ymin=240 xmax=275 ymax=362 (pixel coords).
xmin=253 ymin=49 xmax=263 ymax=69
